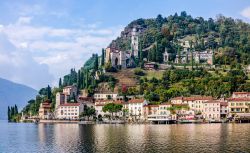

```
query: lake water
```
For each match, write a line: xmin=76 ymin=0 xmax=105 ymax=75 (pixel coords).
xmin=0 ymin=120 xmax=250 ymax=153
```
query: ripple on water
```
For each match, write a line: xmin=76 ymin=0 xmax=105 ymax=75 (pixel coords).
xmin=0 ymin=121 xmax=250 ymax=153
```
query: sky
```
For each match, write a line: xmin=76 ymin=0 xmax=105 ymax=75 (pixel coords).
xmin=0 ymin=0 xmax=250 ymax=90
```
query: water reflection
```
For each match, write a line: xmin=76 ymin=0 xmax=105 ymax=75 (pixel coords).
xmin=1 ymin=121 xmax=250 ymax=153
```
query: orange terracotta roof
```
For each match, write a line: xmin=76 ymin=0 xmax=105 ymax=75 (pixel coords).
xmin=95 ymin=100 xmax=114 ymax=103
xmin=128 ymin=99 xmax=144 ymax=103
xmin=160 ymin=102 xmax=171 ymax=105
xmin=220 ymin=102 xmax=228 ymax=106
xmin=183 ymin=96 xmax=213 ymax=101
xmin=233 ymin=92 xmax=250 ymax=94
xmin=143 ymin=104 xmax=159 ymax=107
xmin=203 ymin=100 xmax=221 ymax=103
xmin=95 ymin=104 xmax=105 ymax=106
xmin=227 ymin=98 xmax=250 ymax=102
xmin=60 ymin=103 xmax=80 ymax=106
xmin=171 ymin=96 xmax=213 ymax=101
xmin=172 ymin=104 xmax=189 ymax=106
xmin=78 ymin=96 xmax=93 ymax=100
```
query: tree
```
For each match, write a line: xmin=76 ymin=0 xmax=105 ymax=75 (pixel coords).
xmin=94 ymin=54 xmax=99 ymax=71
xmin=177 ymin=46 xmax=181 ymax=63
xmin=101 ymin=48 xmax=105 ymax=66
xmin=7 ymin=106 xmax=10 ymax=121
xmin=59 ymin=78 xmax=62 ymax=88
xmin=189 ymin=40 xmax=194 ymax=71
xmin=47 ymin=85 xmax=52 ymax=100
xmin=14 ymin=104 xmax=18 ymax=115
xmin=80 ymin=106 xmax=96 ymax=121
xmin=77 ymin=70 xmax=81 ymax=90
xmin=102 ymin=103 xmax=123 ymax=119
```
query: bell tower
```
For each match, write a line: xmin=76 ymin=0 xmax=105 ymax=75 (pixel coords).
xmin=131 ymin=27 xmax=139 ymax=57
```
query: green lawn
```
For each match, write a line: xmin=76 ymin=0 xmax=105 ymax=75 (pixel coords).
xmin=144 ymin=70 xmax=164 ymax=80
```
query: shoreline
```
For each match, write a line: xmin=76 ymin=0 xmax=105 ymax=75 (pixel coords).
xmin=19 ymin=119 xmax=250 ymax=124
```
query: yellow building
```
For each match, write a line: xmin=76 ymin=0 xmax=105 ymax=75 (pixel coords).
xmin=228 ymin=98 xmax=250 ymax=117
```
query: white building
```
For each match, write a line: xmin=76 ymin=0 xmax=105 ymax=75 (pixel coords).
xmin=56 ymin=103 xmax=84 ymax=119
xmin=94 ymin=92 xmax=118 ymax=100
xmin=128 ymin=99 xmax=148 ymax=120
xmin=232 ymin=92 xmax=250 ymax=98
xmin=170 ymin=96 xmax=213 ymax=114
xmin=203 ymin=100 xmax=221 ymax=121
xmin=63 ymin=85 xmax=77 ymax=96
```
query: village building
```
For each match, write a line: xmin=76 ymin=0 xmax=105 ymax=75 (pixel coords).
xmin=143 ymin=103 xmax=173 ymax=123
xmin=143 ymin=105 xmax=159 ymax=118
xmin=63 ymin=85 xmax=77 ymax=96
xmin=93 ymin=92 xmax=118 ymax=100
xmin=56 ymin=92 xmax=66 ymax=108
xmin=55 ymin=85 xmax=78 ymax=110
xmin=170 ymin=96 xmax=213 ymax=114
xmin=77 ymin=96 xmax=94 ymax=107
xmin=173 ymin=104 xmax=195 ymax=121
xmin=227 ymin=98 xmax=250 ymax=118
xmin=144 ymin=62 xmax=157 ymax=70
xmin=94 ymin=100 xmax=114 ymax=117
xmin=128 ymin=99 xmax=148 ymax=121
xmin=232 ymin=92 xmax=250 ymax=98
xmin=203 ymin=100 xmax=221 ymax=121
xmin=105 ymin=27 xmax=139 ymax=69
xmin=220 ymin=102 xmax=228 ymax=118
xmin=38 ymin=100 xmax=52 ymax=119
xmin=56 ymin=103 xmax=84 ymax=119
xmin=174 ymin=50 xmax=213 ymax=65
xmin=94 ymin=100 xmax=125 ymax=117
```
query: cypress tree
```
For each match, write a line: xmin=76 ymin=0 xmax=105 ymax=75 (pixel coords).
xmin=77 ymin=70 xmax=81 ymax=90
xmin=189 ymin=41 xmax=194 ymax=71
xmin=59 ymin=78 xmax=62 ymax=88
xmin=14 ymin=104 xmax=18 ymax=115
xmin=101 ymin=48 xmax=105 ymax=66
xmin=139 ymin=40 xmax=143 ymax=63
xmin=178 ymin=46 xmax=181 ymax=63
xmin=11 ymin=106 xmax=14 ymax=118
xmin=7 ymin=106 xmax=10 ymax=121
xmin=94 ymin=54 xmax=99 ymax=71
xmin=81 ymin=71 xmax=85 ymax=89
xmin=85 ymin=70 xmax=89 ymax=88
xmin=47 ymin=85 xmax=52 ymax=100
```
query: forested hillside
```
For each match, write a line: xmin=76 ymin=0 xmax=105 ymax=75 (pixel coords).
xmin=111 ymin=11 xmax=250 ymax=65
xmin=20 ymin=12 xmax=250 ymax=115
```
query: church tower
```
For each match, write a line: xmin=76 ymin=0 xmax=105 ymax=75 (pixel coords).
xmin=131 ymin=27 xmax=139 ymax=57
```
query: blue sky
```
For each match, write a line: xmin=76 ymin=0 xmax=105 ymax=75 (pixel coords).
xmin=0 ymin=0 xmax=250 ymax=89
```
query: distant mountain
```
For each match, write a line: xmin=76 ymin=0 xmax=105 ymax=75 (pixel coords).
xmin=0 ymin=78 xmax=37 ymax=119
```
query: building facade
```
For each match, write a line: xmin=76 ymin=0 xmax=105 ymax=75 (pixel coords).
xmin=128 ymin=99 xmax=148 ymax=120
xmin=56 ymin=103 xmax=84 ymax=119
xmin=228 ymin=98 xmax=250 ymax=117
xmin=203 ymin=100 xmax=221 ymax=121
xmin=93 ymin=92 xmax=118 ymax=100
xmin=38 ymin=100 xmax=52 ymax=119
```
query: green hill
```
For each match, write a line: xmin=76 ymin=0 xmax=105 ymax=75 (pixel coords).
xmin=110 ymin=12 xmax=250 ymax=65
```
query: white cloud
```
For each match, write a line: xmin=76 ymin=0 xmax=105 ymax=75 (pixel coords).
xmin=241 ymin=7 xmax=250 ymax=19
xmin=0 ymin=17 xmax=123 ymax=89
xmin=0 ymin=32 xmax=54 ymax=89
xmin=17 ymin=16 xmax=32 ymax=25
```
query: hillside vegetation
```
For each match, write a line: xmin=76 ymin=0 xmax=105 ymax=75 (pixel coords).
xmin=111 ymin=12 xmax=250 ymax=65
